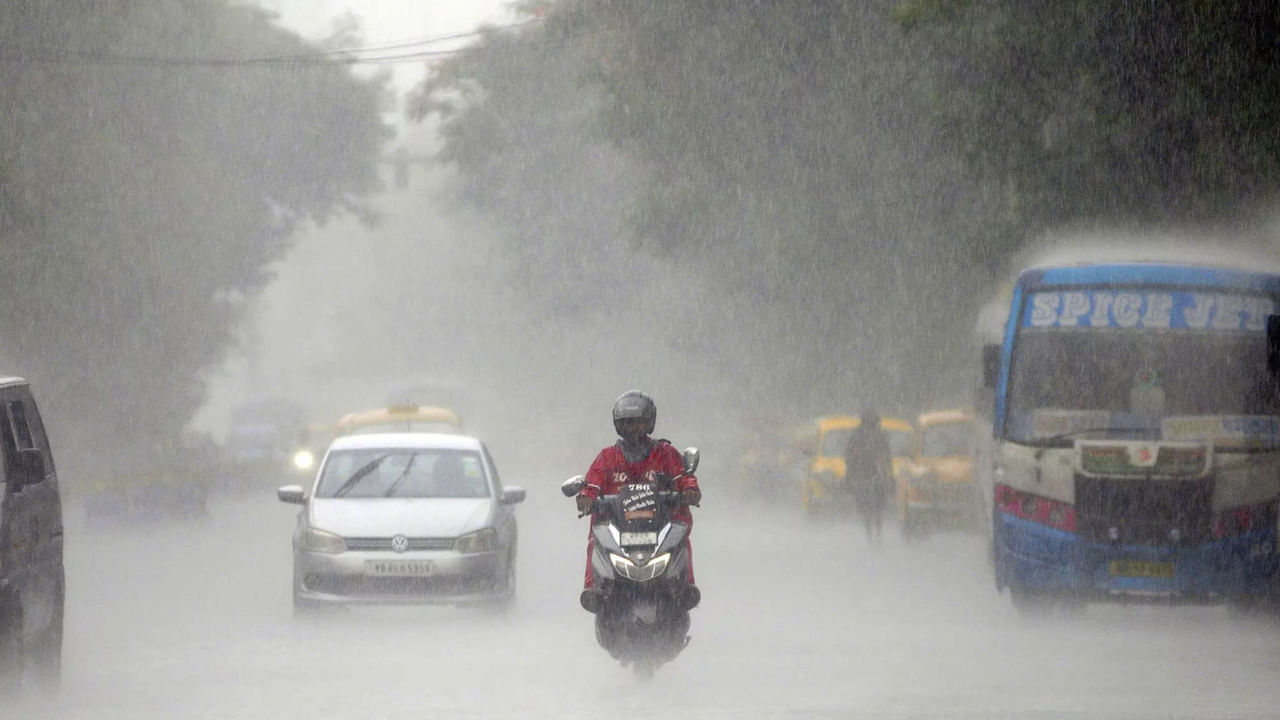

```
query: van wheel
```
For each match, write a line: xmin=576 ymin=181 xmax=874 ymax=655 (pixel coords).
xmin=0 ymin=602 xmax=22 ymax=695
xmin=31 ymin=577 xmax=63 ymax=687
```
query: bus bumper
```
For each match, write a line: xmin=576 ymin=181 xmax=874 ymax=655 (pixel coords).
xmin=994 ymin=512 xmax=1279 ymax=601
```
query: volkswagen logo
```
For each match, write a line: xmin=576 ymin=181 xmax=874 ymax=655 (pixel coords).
xmin=390 ymin=535 xmax=409 ymax=553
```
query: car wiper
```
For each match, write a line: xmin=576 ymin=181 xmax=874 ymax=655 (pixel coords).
xmin=382 ymin=452 xmax=417 ymax=498
xmin=332 ymin=453 xmax=390 ymax=498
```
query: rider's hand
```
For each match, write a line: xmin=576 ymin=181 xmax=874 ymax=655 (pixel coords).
xmin=576 ymin=494 xmax=595 ymax=514
xmin=680 ymin=488 xmax=702 ymax=506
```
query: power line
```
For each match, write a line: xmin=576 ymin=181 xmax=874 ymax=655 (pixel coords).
xmin=250 ymin=18 xmax=544 ymax=62
xmin=0 ymin=16 xmax=557 ymax=68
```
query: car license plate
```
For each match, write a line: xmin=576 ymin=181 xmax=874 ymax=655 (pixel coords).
xmin=365 ymin=559 xmax=433 ymax=577
xmin=620 ymin=531 xmax=658 ymax=546
xmin=1109 ymin=560 xmax=1174 ymax=579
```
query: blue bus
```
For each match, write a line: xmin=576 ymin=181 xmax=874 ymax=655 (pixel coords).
xmin=982 ymin=259 xmax=1280 ymax=610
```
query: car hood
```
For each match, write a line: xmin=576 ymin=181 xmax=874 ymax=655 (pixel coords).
xmin=309 ymin=498 xmax=493 ymax=538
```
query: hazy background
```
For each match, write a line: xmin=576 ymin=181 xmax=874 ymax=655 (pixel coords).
xmin=4 ymin=0 xmax=1280 ymax=717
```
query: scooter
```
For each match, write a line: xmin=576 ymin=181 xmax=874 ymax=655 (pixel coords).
xmin=561 ymin=447 xmax=701 ymax=679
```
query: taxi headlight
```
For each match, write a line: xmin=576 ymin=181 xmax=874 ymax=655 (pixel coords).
xmin=455 ymin=528 xmax=496 ymax=554
xmin=302 ymin=528 xmax=346 ymax=554
xmin=292 ymin=449 xmax=315 ymax=471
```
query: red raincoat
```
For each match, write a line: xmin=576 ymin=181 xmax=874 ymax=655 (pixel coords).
xmin=581 ymin=439 xmax=699 ymax=589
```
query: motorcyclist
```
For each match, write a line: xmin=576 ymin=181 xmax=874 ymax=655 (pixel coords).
xmin=577 ymin=390 xmax=701 ymax=613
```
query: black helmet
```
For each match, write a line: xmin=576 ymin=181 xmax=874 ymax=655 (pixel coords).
xmin=859 ymin=408 xmax=881 ymax=427
xmin=612 ymin=390 xmax=657 ymax=436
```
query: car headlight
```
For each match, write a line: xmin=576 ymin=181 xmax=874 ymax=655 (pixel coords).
xmin=292 ymin=449 xmax=315 ymax=471
xmin=301 ymin=528 xmax=346 ymax=554
xmin=455 ymin=528 xmax=496 ymax=554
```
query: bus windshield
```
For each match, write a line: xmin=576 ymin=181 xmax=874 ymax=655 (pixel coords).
xmin=1005 ymin=288 xmax=1280 ymax=450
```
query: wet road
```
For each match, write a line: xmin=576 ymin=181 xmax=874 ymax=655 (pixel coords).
xmin=16 ymin=479 xmax=1280 ymax=719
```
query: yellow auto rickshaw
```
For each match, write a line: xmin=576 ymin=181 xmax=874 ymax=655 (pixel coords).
xmin=802 ymin=414 xmax=914 ymax=519
xmin=896 ymin=410 xmax=982 ymax=540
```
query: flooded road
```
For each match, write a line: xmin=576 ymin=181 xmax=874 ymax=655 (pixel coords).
xmin=18 ymin=475 xmax=1280 ymax=719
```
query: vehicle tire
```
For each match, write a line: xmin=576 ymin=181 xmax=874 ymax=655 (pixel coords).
xmin=291 ymin=567 xmax=325 ymax=619
xmin=481 ymin=550 xmax=517 ymax=615
xmin=0 ymin=601 xmax=22 ymax=696
xmin=1226 ymin=593 xmax=1263 ymax=618
xmin=900 ymin=509 xmax=921 ymax=543
xmin=1009 ymin=585 xmax=1056 ymax=617
xmin=31 ymin=576 xmax=63 ymax=688
xmin=633 ymin=658 xmax=656 ymax=681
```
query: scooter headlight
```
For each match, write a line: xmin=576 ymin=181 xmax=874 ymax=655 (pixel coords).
xmin=609 ymin=552 xmax=670 ymax=582
xmin=646 ymin=552 xmax=670 ymax=578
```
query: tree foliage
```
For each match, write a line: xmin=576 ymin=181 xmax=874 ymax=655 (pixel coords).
xmin=0 ymin=0 xmax=390 ymax=477
xmin=413 ymin=0 xmax=1280 ymax=417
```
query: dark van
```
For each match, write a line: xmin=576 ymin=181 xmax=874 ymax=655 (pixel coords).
xmin=0 ymin=377 xmax=63 ymax=685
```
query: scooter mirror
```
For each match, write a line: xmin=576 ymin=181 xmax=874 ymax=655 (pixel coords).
xmin=561 ymin=475 xmax=587 ymax=497
xmin=682 ymin=447 xmax=700 ymax=475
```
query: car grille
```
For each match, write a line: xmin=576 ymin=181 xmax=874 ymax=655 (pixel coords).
xmin=304 ymin=573 xmax=495 ymax=597
xmin=344 ymin=537 xmax=455 ymax=551
xmin=1074 ymin=475 xmax=1213 ymax=545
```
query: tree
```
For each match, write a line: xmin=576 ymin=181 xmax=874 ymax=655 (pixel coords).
xmin=412 ymin=0 xmax=1280 ymax=419
xmin=0 ymin=1 xmax=391 ymax=479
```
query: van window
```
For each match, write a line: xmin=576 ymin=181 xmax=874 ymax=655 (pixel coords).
xmin=0 ymin=398 xmax=16 ymax=473
xmin=8 ymin=401 xmax=35 ymax=450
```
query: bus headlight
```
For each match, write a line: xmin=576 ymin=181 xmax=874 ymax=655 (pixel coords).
xmin=292 ymin=449 xmax=315 ymax=471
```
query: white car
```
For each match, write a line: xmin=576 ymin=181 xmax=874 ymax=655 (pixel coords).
xmin=277 ymin=432 xmax=524 ymax=612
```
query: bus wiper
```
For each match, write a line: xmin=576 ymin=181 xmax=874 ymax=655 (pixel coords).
xmin=1040 ymin=427 xmax=1154 ymax=444
xmin=333 ymin=453 xmax=390 ymax=498
xmin=382 ymin=452 xmax=417 ymax=498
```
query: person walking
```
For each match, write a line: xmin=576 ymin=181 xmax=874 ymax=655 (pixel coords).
xmin=843 ymin=408 xmax=893 ymax=546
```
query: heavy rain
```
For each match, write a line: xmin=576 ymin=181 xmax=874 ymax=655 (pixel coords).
xmin=3 ymin=1 xmax=1280 ymax=718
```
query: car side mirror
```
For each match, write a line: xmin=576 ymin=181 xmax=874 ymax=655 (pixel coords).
xmin=500 ymin=487 xmax=526 ymax=505
xmin=277 ymin=484 xmax=306 ymax=505
xmin=682 ymin=447 xmax=700 ymax=474
xmin=561 ymin=475 xmax=587 ymax=497
xmin=11 ymin=448 xmax=45 ymax=489
xmin=982 ymin=343 xmax=1001 ymax=388
xmin=1268 ymin=315 xmax=1280 ymax=375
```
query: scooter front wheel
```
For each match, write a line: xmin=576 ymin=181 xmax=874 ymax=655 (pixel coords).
xmin=633 ymin=658 xmax=656 ymax=681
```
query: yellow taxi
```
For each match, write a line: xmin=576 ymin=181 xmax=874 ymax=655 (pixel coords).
xmin=896 ymin=410 xmax=981 ymax=539
xmin=335 ymin=404 xmax=463 ymax=436
xmin=801 ymin=414 xmax=914 ymax=519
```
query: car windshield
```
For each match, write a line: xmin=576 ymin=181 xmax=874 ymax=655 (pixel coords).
xmin=314 ymin=448 xmax=490 ymax=499
xmin=1007 ymin=289 xmax=1280 ymax=449
xmin=922 ymin=422 xmax=972 ymax=457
